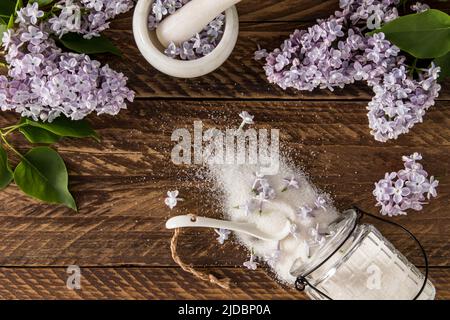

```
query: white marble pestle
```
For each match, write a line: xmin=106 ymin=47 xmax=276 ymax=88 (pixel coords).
xmin=156 ymin=0 xmax=242 ymax=47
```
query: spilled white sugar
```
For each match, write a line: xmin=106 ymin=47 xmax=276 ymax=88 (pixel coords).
xmin=207 ymin=159 xmax=340 ymax=284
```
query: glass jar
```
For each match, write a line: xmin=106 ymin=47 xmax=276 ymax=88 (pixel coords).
xmin=290 ymin=209 xmax=435 ymax=300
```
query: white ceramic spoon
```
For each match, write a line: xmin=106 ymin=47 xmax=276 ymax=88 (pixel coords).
xmin=166 ymin=215 xmax=291 ymax=241
xmin=156 ymin=0 xmax=242 ymax=47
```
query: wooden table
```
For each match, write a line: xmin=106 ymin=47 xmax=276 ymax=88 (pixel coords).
xmin=0 ymin=0 xmax=449 ymax=300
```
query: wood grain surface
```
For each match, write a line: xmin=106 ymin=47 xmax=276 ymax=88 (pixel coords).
xmin=0 ymin=0 xmax=449 ymax=300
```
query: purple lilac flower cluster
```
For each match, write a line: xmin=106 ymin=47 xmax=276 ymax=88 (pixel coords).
xmin=368 ymin=62 xmax=440 ymax=142
xmin=260 ymin=0 xmax=441 ymax=142
xmin=373 ymin=153 xmax=438 ymax=216
xmin=48 ymin=0 xmax=135 ymax=39
xmin=148 ymin=0 xmax=225 ymax=60
xmin=0 ymin=3 xmax=134 ymax=122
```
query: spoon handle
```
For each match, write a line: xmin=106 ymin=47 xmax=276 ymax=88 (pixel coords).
xmin=166 ymin=215 xmax=286 ymax=241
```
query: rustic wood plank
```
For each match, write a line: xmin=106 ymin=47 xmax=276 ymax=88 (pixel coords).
xmin=1 ymin=99 xmax=449 ymax=177
xmin=104 ymin=21 xmax=450 ymax=100
xmin=0 ymin=176 xmax=447 ymax=266
xmin=0 ymin=267 xmax=448 ymax=300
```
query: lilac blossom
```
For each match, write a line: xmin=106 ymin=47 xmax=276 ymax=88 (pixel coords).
xmin=423 ymin=176 xmax=438 ymax=199
xmin=0 ymin=3 xmax=134 ymax=122
xmin=297 ymin=205 xmax=314 ymax=221
xmin=254 ymin=44 xmax=268 ymax=61
xmin=243 ymin=253 xmax=258 ymax=270
xmin=48 ymin=0 xmax=134 ymax=39
xmin=282 ymin=177 xmax=299 ymax=192
xmin=16 ymin=3 xmax=45 ymax=25
xmin=147 ymin=0 xmax=225 ymax=60
xmin=264 ymin=242 xmax=281 ymax=267
xmin=214 ymin=228 xmax=231 ymax=244
xmin=165 ymin=190 xmax=183 ymax=209
xmin=259 ymin=0 xmax=441 ymax=142
xmin=251 ymin=172 xmax=266 ymax=192
xmin=289 ymin=222 xmax=299 ymax=239
xmin=314 ymin=196 xmax=327 ymax=210
xmin=367 ymin=63 xmax=441 ymax=142
xmin=411 ymin=2 xmax=430 ymax=13
xmin=373 ymin=153 xmax=438 ymax=216
xmin=238 ymin=111 xmax=255 ymax=131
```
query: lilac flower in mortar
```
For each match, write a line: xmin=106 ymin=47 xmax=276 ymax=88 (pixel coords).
xmin=164 ymin=190 xmax=183 ymax=209
xmin=282 ymin=177 xmax=299 ymax=192
xmin=238 ymin=111 xmax=255 ymax=131
xmin=152 ymin=0 xmax=168 ymax=21
xmin=179 ymin=41 xmax=195 ymax=60
xmin=214 ymin=228 xmax=231 ymax=245
xmin=243 ymin=252 xmax=258 ymax=270
xmin=164 ymin=42 xmax=180 ymax=58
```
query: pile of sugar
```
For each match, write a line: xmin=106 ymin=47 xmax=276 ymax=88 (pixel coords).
xmin=207 ymin=159 xmax=340 ymax=284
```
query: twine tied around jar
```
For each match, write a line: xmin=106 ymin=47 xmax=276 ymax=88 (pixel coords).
xmin=294 ymin=206 xmax=430 ymax=300
xmin=170 ymin=214 xmax=231 ymax=290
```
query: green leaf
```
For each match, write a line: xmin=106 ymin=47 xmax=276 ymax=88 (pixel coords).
xmin=7 ymin=13 xmax=14 ymax=29
xmin=29 ymin=0 xmax=54 ymax=7
xmin=19 ymin=125 xmax=61 ymax=144
xmin=14 ymin=0 xmax=23 ymax=12
xmin=0 ymin=0 xmax=15 ymax=17
xmin=14 ymin=147 xmax=77 ymax=210
xmin=0 ymin=144 xmax=13 ymax=190
xmin=22 ymin=116 xmax=99 ymax=141
xmin=59 ymin=33 xmax=122 ymax=56
xmin=371 ymin=9 xmax=450 ymax=59
xmin=434 ymin=52 xmax=450 ymax=81
xmin=0 ymin=0 xmax=22 ymax=32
